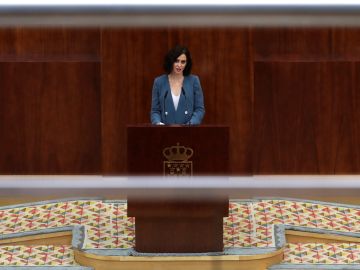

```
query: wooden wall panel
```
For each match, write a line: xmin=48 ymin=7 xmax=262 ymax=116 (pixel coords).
xmin=253 ymin=28 xmax=360 ymax=61
xmin=0 ymin=28 xmax=101 ymax=174
xmin=0 ymin=62 xmax=101 ymax=174
xmin=252 ymin=27 xmax=360 ymax=173
xmin=253 ymin=62 xmax=360 ymax=173
xmin=101 ymin=28 xmax=169 ymax=174
xmin=253 ymin=28 xmax=332 ymax=61
xmin=101 ymin=28 xmax=252 ymax=174
xmin=0 ymin=28 xmax=100 ymax=60
xmin=2 ymin=26 xmax=359 ymax=175
xmin=331 ymin=28 xmax=360 ymax=59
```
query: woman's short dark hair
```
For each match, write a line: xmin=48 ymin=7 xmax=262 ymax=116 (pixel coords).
xmin=163 ymin=45 xmax=192 ymax=76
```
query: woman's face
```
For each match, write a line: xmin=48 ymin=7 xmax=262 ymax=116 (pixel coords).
xmin=172 ymin=54 xmax=187 ymax=75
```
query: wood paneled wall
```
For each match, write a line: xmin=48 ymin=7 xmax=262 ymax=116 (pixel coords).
xmin=253 ymin=28 xmax=360 ymax=173
xmin=0 ymin=27 xmax=359 ymax=174
xmin=0 ymin=28 xmax=101 ymax=174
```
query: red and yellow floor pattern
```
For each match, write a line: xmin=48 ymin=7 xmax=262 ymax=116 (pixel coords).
xmin=283 ymin=243 xmax=360 ymax=264
xmin=224 ymin=200 xmax=359 ymax=248
xmin=0 ymin=198 xmax=359 ymax=267
xmin=0 ymin=245 xmax=76 ymax=266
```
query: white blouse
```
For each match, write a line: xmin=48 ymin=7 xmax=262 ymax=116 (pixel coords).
xmin=171 ymin=92 xmax=180 ymax=111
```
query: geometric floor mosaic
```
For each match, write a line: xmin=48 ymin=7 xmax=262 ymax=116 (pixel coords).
xmin=225 ymin=199 xmax=360 ymax=248
xmin=0 ymin=245 xmax=76 ymax=266
xmin=0 ymin=198 xmax=359 ymax=267
xmin=0 ymin=200 xmax=135 ymax=249
xmin=283 ymin=243 xmax=360 ymax=264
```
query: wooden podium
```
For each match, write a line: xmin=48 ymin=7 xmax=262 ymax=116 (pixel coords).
xmin=127 ymin=125 xmax=229 ymax=253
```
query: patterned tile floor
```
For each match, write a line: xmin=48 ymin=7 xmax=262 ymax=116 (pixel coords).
xmin=0 ymin=198 xmax=359 ymax=266
xmin=0 ymin=200 xmax=135 ymax=249
xmin=224 ymin=200 xmax=360 ymax=248
xmin=283 ymin=243 xmax=360 ymax=264
xmin=0 ymin=245 xmax=76 ymax=266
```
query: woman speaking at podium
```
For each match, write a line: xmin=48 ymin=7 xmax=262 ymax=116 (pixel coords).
xmin=150 ymin=45 xmax=205 ymax=125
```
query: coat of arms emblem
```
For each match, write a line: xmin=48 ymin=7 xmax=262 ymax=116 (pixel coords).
xmin=163 ymin=143 xmax=193 ymax=176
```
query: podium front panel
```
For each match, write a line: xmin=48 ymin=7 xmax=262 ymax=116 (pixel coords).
xmin=127 ymin=125 xmax=229 ymax=175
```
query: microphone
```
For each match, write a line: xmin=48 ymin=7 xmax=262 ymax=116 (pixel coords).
xmin=182 ymin=87 xmax=190 ymax=125
xmin=163 ymin=90 xmax=169 ymax=124
xmin=182 ymin=87 xmax=187 ymax=112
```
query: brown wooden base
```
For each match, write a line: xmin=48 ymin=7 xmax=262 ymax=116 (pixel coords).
xmin=128 ymin=198 xmax=228 ymax=253
xmin=134 ymin=217 xmax=224 ymax=253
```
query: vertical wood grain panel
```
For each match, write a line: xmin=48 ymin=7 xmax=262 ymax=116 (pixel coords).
xmin=331 ymin=28 xmax=360 ymax=59
xmin=0 ymin=27 xmax=101 ymax=174
xmin=101 ymin=28 xmax=168 ymax=174
xmin=0 ymin=28 xmax=100 ymax=60
xmin=3 ymin=26 xmax=359 ymax=175
xmin=253 ymin=62 xmax=360 ymax=173
xmin=252 ymin=27 xmax=360 ymax=174
xmin=253 ymin=27 xmax=360 ymax=61
xmin=0 ymin=62 xmax=101 ymax=174
xmin=253 ymin=28 xmax=332 ymax=61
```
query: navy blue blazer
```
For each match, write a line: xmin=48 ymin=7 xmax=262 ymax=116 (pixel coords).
xmin=150 ymin=74 xmax=205 ymax=125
